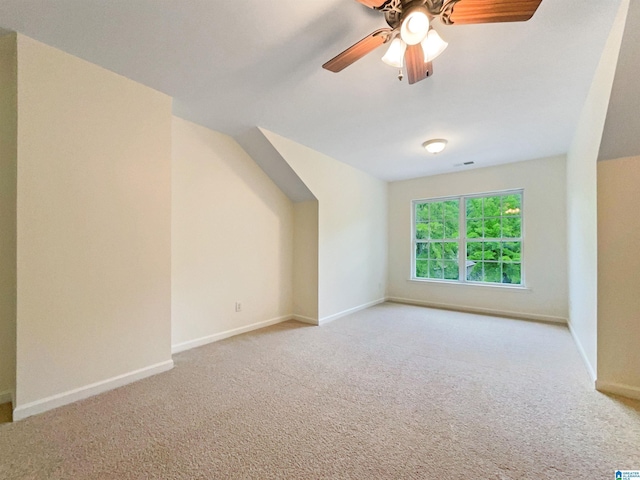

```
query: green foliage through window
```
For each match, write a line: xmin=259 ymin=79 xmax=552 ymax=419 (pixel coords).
xmin=414 ymin=191 xmax=523 ymax=285
xmin=415 ymin=199 xmax=459 ymax=281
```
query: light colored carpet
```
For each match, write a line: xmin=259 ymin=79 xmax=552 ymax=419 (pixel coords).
xmin=0 ymin=302 xmax=638 ymax=479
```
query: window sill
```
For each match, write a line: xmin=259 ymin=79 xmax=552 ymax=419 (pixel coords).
xmin=407 ymin=278 xmax=531 ymax=292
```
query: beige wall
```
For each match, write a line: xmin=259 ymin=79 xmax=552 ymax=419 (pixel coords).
xmin=388 ymin=156 xmax=568 ymax=322
xmin=15 ymin=35 xmax=173 ymax=413
xmin=293 ymin=201 xmax=319 ymax=322
xmin=565 ymin=0 xmax=629 ymax=381
xmin=0 ymin=33 xmax=17 ymax=402
xmin=597 ymin=155 xmax=640 ymax=399
xmin=261 ymin=129 xmax=387 ymax=322
xmin=171 ymin=117 xmax=294 ymax=351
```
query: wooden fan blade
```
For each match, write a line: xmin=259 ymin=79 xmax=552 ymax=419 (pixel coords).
xmin=425 ymin=61 xmax=434 ymax=78
xmin=405 ymin=44 xmax=430 ymax=85
xmin=449 ymin=0 xmax=543 ymax=25
xmin=323 ymin=29 xmax=391 ymax=73
xmin=354 ymin=0 xmax=387 ymax=7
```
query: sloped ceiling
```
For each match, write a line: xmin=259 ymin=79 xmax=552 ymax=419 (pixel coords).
xmin=237 ymin=128 xmax=315 ymax=202
xmin=598 ymin=0 xmax=640 ymax=162
xmin=0 ymin=0 xmax=624 ymax=180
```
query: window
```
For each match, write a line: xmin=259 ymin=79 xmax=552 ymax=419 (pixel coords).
xmin=413 ymin=190 xmax=523 ymax=286
xmin=415 ymin=199 xmax=460 ymax=281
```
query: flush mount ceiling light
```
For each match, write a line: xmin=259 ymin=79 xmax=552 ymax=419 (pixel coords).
xmin=323 ymin=0 xmax=543 ymax=85
xmin=423 ymin=139 xmax=448 ymax=154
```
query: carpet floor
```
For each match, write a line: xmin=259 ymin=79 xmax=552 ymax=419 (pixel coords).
xmin=0 ymin=303 xmax=638 ymax=479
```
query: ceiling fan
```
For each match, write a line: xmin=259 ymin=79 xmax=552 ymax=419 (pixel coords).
xmin=322 ymin=0 xmax=543 ymax=84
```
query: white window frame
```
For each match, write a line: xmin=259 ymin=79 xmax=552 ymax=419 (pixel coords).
xmin=411 ymin=189 xmax=525 ymax=287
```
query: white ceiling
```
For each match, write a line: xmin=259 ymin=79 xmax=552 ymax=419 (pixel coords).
xmin=0 ymin=0 xmax=623 ymax=181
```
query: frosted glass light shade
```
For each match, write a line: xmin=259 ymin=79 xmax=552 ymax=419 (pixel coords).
xmin=382 ymin=38 xmax=407 ymax=68
xmin=421 ymin=29 xmax=448 ymax=62
xmin=423 ymin=139 xmax=448 ymax=154
xmin=400 ymin=8 xmax=430 ymax=45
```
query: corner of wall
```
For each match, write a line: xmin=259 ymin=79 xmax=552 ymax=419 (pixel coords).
xmin=0 ymin=31 xmax=18 ymax=404
xmin=260 ymin=130 xmax=388 ymax=321
xmin=171 ymin=118 xmax=296 ymax=352
xmin=597 ymin=156 xmax=640 ymax=397
xmin=292 ymin=200 xmax=319 ymax=322
xmin=565 ymin=0 xmax=630 ymax=381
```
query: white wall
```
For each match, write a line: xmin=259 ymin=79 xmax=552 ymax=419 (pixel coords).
xmin=565 ymin=0 xmax=629 ymax=381
xmin=171 ymin=117 xmax=294 ymax=351
xmin=15 ymin=35 xmax=173 ymax=417
xmin=293 ymin=201 xmax=319 ymax=323
xmin=261 ymin=129 xmax=387 ymax=322
xmin=0 ymin=33 xmax=17 ymax=404
xmin=388 ymin=156 xmax=568 ymax=323
xmin=596 ymin=155 xmax=640 ymax=399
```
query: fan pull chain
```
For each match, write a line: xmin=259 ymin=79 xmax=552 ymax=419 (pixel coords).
xmin=398 ymin=69 xmax=404 ymax=81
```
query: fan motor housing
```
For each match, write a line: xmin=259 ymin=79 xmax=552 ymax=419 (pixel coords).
xmin=379 ymin=0 xmax=462 ymax=27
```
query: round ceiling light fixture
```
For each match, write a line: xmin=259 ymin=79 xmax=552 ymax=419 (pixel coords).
xmin=400 ymin=6 xmax=430 ymax=45
xmin=423 ymin=139 xmax=448 ymax=154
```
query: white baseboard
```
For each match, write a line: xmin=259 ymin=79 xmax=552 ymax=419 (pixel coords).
xmin=566 ymin=320 xmax=597 ymax=383
xmin=291 ymin=314 xmax=318 ymax=326
xmin=0 ymin=390 xmax=13 ymax=406
xmin=596 ymin=380 xmax=640 ymax=401
xmin=172 ymin=315 xmax=291 ymax=354
xmin=319 ymin=298 xmax=386 ymax=325
xmin=386 ymin=297 xmax=568 ymax=325
xmin=12 ymin=360 xmax=174 ymax=421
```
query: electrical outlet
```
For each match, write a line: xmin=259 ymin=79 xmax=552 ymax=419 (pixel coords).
xmin=235 ymin=302 xmax=242 ymax=312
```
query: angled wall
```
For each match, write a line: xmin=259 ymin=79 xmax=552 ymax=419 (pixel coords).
xmin=261 ymin=129 xmax=387 ymax=323
xmin=598 ymin=0 xmax=640 ymax=162
xmin=236 ymin=128 xmax=318 ymax=323
xmin=565 ymin=0 xmax=629 ymax=381
xmin=0 ymin=33 xmax=17 ymax=405
xmin=171 ymin=117 xmax=294 ymax=352
xmin=595 ymin=0 xmax=640 ymax=401
xmin=237 ymin=128 xmax=315 ymax=203
xmin=14 ymin=35 xmax=173 ymax=419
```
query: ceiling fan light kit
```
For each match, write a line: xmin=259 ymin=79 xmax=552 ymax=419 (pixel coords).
xmin=323 ymin=0 xmax=543 ymax=85
xmin=381 ymin=37 xmax=407 ymax=67
xmin=421 ymin=28 xmax=448 ymax=62
xmin=400 ymin=6 xmax=430 ymax=45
